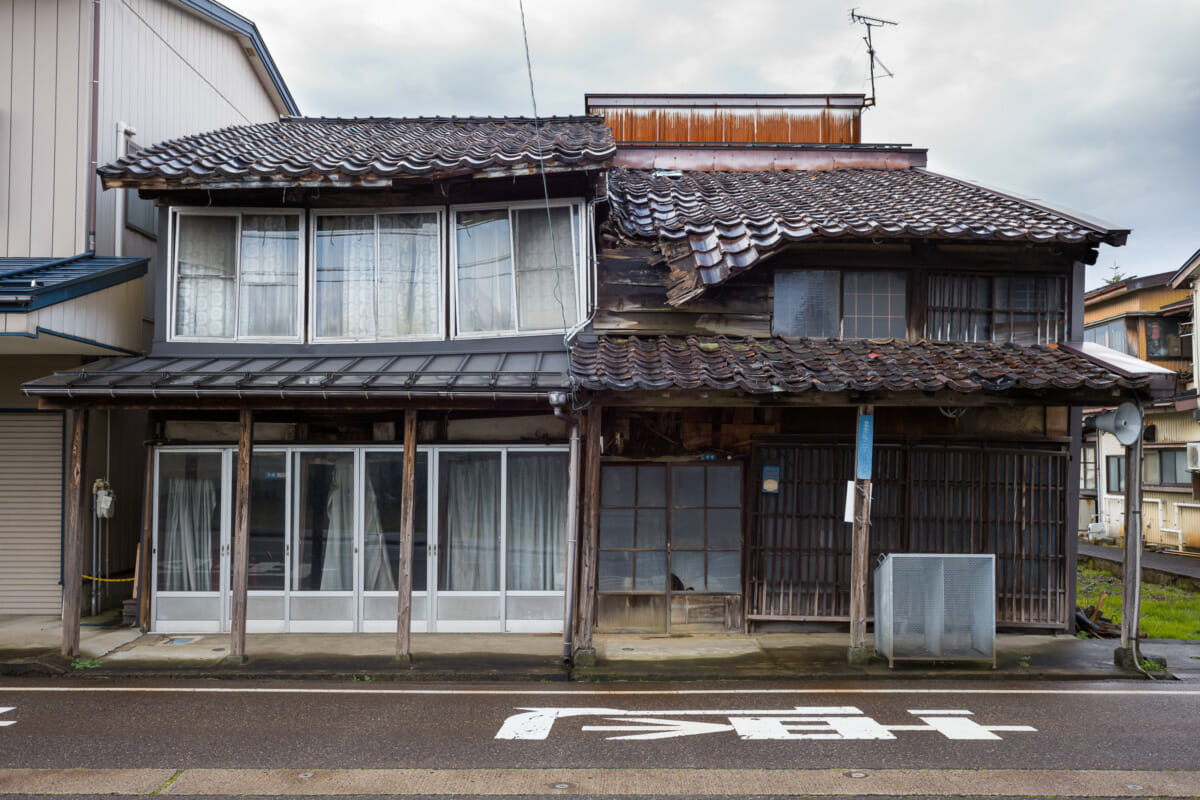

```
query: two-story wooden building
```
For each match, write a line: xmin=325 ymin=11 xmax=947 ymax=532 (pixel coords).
xmin=25 ymin=93 xmax=1174 ymax=662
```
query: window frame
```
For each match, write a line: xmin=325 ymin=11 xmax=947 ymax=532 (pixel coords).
xmin=167 ymin=207 xmax=306 ymax=344
xmin=1080 ymin=444 xmax=1096 ymax=492
xmin=1084 ymin=317 xmax=1131 ymax=355
xmin=449 ymin=198 xmax=587 ymax=340
xmin=926 ymin=272 xmax=1067 ymax=345
xmin=1145 ymin=447 xmax=1188 ymax=487
xmin=123 ymin=139 xmax=158 ymax=240
xmin=772 ymin=268 xmax=908 ymax=339
xmin=1105 ymin=454 xmax=1126 ymax=494
xmin=307 ymin=206 xmax=446 ymax=343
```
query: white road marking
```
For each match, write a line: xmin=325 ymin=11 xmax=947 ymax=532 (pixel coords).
xmin=581 ymin=718 xmax=735 ymax=740
xmin=0 ymin=686 xmax=1197 ymax=696
xmin=0 ymin=706 xmax=13 ymax=727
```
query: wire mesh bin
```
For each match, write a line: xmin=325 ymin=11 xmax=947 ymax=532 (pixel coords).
xmin=873 ymin=553 xmax=996 ymax=668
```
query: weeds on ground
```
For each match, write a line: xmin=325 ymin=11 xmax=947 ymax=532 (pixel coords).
xmin=1076 ymin=567 xmax=1200 ymax=639
xmin=71 ymin=658 xmax=101 ymax=669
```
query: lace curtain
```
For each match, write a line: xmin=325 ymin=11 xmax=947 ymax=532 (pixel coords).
xmin=379 ymin=213 xmax=440 ymax=337
xmin=456 ymin=211 xmax=514 ymax=334
xmin=237 ymin=215 xmax=299 ymax=337
xmin=513 ymin=207 xmax=578 ymax=331
xmin=175 ymin=215 xmax=236 ymax=338
xmin=315 ymin=215 xmax=376 ymax=338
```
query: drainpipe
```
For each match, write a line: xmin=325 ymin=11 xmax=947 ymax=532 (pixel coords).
xmin=85 ymin=0 xmax=101 ymax=253
xmin=551 ymin=391 xmax=579 ymax=665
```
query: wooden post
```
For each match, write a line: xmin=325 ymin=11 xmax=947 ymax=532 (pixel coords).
xmin=229 ymin=409 xmax=253 ymax=661
xmin=396 ymin=409 xmax=418 ymax=662
xmin=138 ymin=443 xmax=154 ymax=632
xmin=1120 ymin=434 xmax=1144 ymax=655
xmin=574 ymin=405 xmax=601 ymax=661
xmin=62 ymin=409 xmax=88 ymax=658
xmin=848 ymin=405 xmax=874 ymax=660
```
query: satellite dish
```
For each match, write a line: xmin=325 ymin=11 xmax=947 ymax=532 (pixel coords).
xmin=1093 ymin=402 xmax=1144 ymax=447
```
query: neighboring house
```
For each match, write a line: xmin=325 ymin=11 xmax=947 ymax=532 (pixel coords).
xmin=1080 ymin=271 xmax=1197 ymax=552
xmin=24 ymin=92 xmax=1173 ymax=659
xmin=0 ymin=0 xmax=296 ymax=617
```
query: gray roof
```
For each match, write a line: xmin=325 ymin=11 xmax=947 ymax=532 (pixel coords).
xmin=99 ymin=116 xmax=616 ymax=190
xmin=606 ymin=166 xmax=1129 ymax=305
xmin=0 ymin=253 xmax=147 ymax=312
xmin=23 ymin=351 xmax=571 ymax=401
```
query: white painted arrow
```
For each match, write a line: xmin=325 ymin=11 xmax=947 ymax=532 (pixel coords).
xmin=0 ymin=707 xmax=13 ymax=727
xmin=581 ymin=717 xmax=735 ymax=740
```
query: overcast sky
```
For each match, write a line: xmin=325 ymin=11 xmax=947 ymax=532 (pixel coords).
xmin=225 ymin=0 xmax=1200 ymax=289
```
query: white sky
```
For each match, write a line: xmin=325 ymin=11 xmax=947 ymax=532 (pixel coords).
xmin=225 ymin=0 xmax=1200 ymax=289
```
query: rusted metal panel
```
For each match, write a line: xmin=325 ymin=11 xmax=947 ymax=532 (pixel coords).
xmin=659 ymin=108 xmax=691 ymax=143
xmin=587 ymin=97 xmax=863 ymax=145
xmin=688 ymin=109 xmax=720 ymax=142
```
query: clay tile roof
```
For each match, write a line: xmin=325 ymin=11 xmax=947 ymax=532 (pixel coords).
xmin=99 ymin=116 xmax=616 ymax=189
xmin=570 ymin=335 xmax=1154 ymax=399
xmin=606 ymin=166 xmax=1128 ymax=305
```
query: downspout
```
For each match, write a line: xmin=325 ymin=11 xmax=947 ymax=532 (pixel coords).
xmin=85 ymin=0 xmax=101 ymax=253
xmin=551 ymin=391 xmax=579 ymax=665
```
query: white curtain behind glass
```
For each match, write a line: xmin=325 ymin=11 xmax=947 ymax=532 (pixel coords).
xmin=514 ymin=207 xmax=578 ymax=331
xmin=506 ymin=453 xmax=567 ymax=591
xmin=161 ymin=477 xmax=217 ymax=591
xmin=320 ymin=458 xmax=355 ymax=591
xmin=316 ymin=215 xmax=376 ymax=339
xmin=238 ymin=215 xmax=299 ymax=338
xmin=175 ymin=216 xmax=236 ymax=338
xmin=362 ymin=475 xmax=395 ymax=592
xmin=378 ymin=213 xmax=440 ymax=337
xmin=456 ymin=211 xmax=513 ymax=334
xmin=442 ymin=454 xmax=500 ymax=591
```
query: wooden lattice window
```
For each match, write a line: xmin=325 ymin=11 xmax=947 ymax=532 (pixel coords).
xmin=926 ymin=274 xmax=1066 ymax=345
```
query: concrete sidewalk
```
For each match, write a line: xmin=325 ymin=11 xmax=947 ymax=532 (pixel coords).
xmin=2 ymin=615 xmax=1196 ymax=681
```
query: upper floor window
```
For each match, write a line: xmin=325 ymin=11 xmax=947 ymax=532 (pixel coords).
xmin=172 ymin=210 xmax=302 ymax=341
xmin=1146 ymin=317 xmax=1183 ymax=358
xmin=313 ymin=210 xmax=442 ymax=341
xmin=1080 ymin=444 xmax=1096 ymax=491
xmin=773 ymin=270 xmax=906 ymax=339
xmin=1106 ymin=454 xmax=1125 ymax=494
xmin=1145 ymin=448 xmax=1187 ymax=486
xmin=926 ymin=274 xmax=1066 ymax=345
xmin=1084 ymin=318 xmax=1131 ymax=355
xmin=453 ymin=202 xmax=582 ymax=337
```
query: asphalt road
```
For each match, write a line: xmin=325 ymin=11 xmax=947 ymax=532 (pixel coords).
xmin=0 ymin=679 xmax=1197 ymax=797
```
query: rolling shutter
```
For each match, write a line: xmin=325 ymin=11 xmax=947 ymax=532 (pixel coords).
xmin=0 ymin=413 xmax=64 ymax=614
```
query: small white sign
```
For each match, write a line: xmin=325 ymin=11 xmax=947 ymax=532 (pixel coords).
xmin=844 ymin=481 xmax=855 ymax=523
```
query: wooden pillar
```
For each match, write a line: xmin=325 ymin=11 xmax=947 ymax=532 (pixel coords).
xmin=848 ymin=405 xmax=874 ymax=658
xmin=229 ymin=409 xmax=253 ymax=661
xmin=61 ymin=409 xmax=89 ymax=658
xmin=137 ymin=444 xmax=154 ymax=632
xmin=396 ymin=409 xmax=418 ymax=661
xmin=575 ymin=405 xmax=601 ymax=657
xmin=1120 ymin=434 xmax=1144 ymax=654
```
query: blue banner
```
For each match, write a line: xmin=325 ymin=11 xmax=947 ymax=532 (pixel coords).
xmin=856 ymin=414 xmax=873 ymax=480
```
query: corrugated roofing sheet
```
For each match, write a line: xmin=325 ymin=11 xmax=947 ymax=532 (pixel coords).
xmin=0 ymin=253 xmax=148 ymax=312
xmin=99 ymin=116 xmax=616 ymax=189
xmin=606 ymin=166 xmax=1129 ymax=305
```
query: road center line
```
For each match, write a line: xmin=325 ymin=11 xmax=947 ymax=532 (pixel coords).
xmin=1 ymin=686 xmax=1198 ymax=696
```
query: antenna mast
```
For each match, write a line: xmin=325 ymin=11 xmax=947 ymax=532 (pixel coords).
xmin=849 ymin=9 xmax=898 ymax=108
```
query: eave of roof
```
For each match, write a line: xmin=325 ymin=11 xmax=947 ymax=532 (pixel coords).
xmin=0 ymin=253 xmax=148 ymax=312
xmin=173 ymin=0 xmax=299 ymax=115
xmin=1169 ymin=245 xmax=1200 ymax=289
xmin=1084 ymin=269 xmax=1176 ymax=305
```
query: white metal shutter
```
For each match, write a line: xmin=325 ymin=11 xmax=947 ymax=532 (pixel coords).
xmin=0 ymin=413 xmax=64 ymax=614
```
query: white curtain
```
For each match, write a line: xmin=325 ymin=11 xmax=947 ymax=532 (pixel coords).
xmin=506 ymin=453 xmax=568 ymax=591
xmin=161 ymin=477 xmax=217 ymax=592
xmin=319 ymin=458 xmax=355 ymax=591
xmin=316 ymin=215 xmax=376 ymax=338
xmin=379 ymin=213 xmax=440 ymax=337
xmin=442 ymin=455 xmax=500 ymax=591
xmin=456 ymin=210 xmax=513 ymax=334
xmin=237 ymin=215 xmax=298 ymax=338
xmin=514 ymin=207 xmax=578 ymax=331
xmin=175 ymin=215 xmax=236 ymax=338
xmin=362 ymin=475 xmax=395 ymax=592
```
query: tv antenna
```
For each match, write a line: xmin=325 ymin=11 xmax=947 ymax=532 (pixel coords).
xmin=850 ymin=9 xmax=897 ymax=107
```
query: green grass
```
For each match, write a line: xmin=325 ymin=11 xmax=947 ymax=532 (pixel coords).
xmin=1077 ymin=567 xmax=1200 ymax=639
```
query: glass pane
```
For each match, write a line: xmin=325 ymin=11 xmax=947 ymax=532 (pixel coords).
xmin=1144 ymin=452 xmax=1161 ymax=485
xmin=507 ymin=452 xmax=568 ymax=591
xmin=637 ymin=466 xmax=666 ymax=507
xmin=175 ymin=215 xmax=236 ymax=338
xmin=378 ymin=213 xmax=440 ymax=337
xmin=315 ymin=215 xmax=375 ymax=339
xmin=671 ymin=508 xmax=705 ymax=549
xmin=636 ymin=509 xmax=666 ymax=548
xmin=598 ymin=550 xmax=632 ymax=592
xmin=773 ymin=270 xmax=839 ymax=337
xmin=634 ymin=551 xmax=667 ymax=591
xmin=248 ymin=453 xmax=286 ymax=591
xmin=707 ymin=551 xmax=741 ymax=593
xmin=599 ymin=508 xmax=635 ymax=548
xmin=1146 ymin=318 xmax=1181 ymax=357
xmin=237 ymin=215 xmax=299 ymax=338
xmin=671 ymin=550 xmax=705 ymax=592
xmin=601 ymin=465 xmax=636 ymax=507
xmin=364 ymin=451 xmax=429 ymax=593
xmin=707 ymin=466 xmax=741 ymax=507
xmin=439 ymin=452 xmax=501 ymax=591
xmin=513 ymin=206 xmax=578 ymax=331
xmin=157 ymin=452 xmax=222 ymax=592
xmin=843 ymin=271 xmax=905 ymax=339
xmin=456 ymin=210 xmax=513 ymax=333
xmin=707 ymin=508 xmax=741 ymax=550
xmin=294 ymin=452 xmax=355 ymax=592
xmin=671 ymin=466 xmax=705 ymax=507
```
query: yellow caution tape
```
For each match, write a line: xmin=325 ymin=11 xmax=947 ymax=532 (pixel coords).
xmin=82 ymin=574 xmax=135 ymax=583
